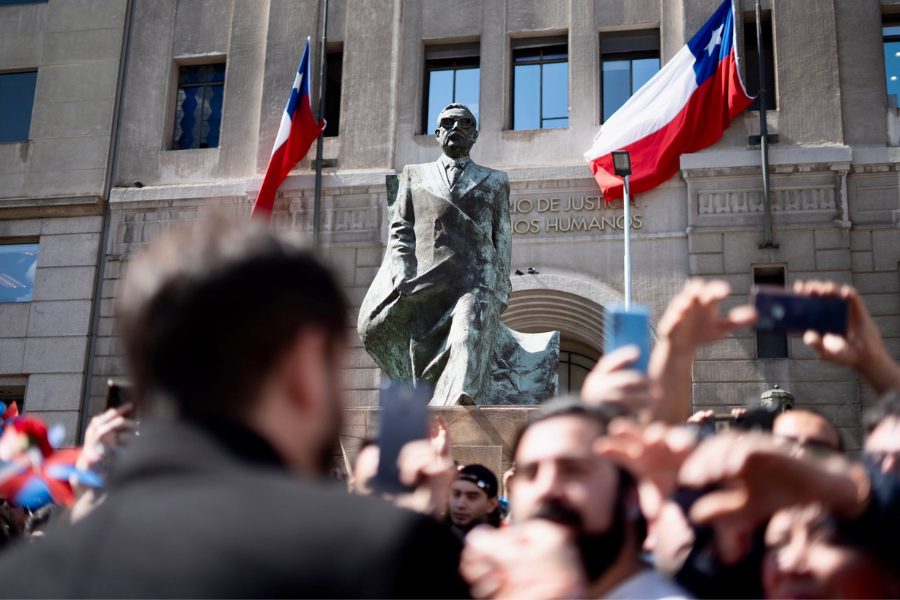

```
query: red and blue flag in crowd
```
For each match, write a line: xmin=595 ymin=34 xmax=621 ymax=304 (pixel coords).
xmin=584 ymin=0 xmax=754 ymax=200
xmin=251 ymin=38 xmax=326 ymax=219
xmin=0 ymin=405 xmax=102 ymax=510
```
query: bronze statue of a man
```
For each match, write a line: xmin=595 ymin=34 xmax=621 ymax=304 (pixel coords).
xmin=358 ymin=103 xmax=558 ymax=406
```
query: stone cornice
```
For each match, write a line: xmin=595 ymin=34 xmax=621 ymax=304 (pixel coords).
xmin=0 ymin=195 xmax=104 ymax=219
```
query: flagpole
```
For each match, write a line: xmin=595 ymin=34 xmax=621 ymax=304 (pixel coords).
xmin=623 ymin=175 xmax=632 ymax=310
xmin=313 ymin=0 xmax=329 ymax=248
xmin=756 ymin=0 xmax=777 ymax=249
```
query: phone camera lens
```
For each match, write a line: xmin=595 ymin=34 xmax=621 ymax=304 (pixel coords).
xmin=772 ymin=304 xmax=786 ymax=320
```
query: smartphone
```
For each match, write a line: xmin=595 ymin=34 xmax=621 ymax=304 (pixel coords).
xmin=373 ymin=380 xmax=431 ymax=494
xmin=104 ymin=379 xmax=135 ymax=415
xmin=696 ymin=407 xmax=779 ymax=440
xmin=754 ymin=285 xmax=848 ymax=336
xmin=604 ymin=305 xmax=651 ymax=374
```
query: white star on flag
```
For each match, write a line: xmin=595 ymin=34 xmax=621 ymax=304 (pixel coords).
xmin=705 ymin=24 xmax=724 ymax=56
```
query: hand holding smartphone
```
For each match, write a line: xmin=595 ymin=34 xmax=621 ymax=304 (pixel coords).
xmin=604 ymin=305 xmax=651 ymax=374
xmin=753 ymin=285 xmax=848 ymax=336
xmin=373 ymin=380 xmax=432 ymax=495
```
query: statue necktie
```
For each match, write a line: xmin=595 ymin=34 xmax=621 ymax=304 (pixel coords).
xmin=448 ymin=162 xmax=462 ymax=188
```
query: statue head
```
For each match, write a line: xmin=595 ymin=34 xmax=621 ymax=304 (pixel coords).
xmin=435 ymin=103 xmax=478 ymax=159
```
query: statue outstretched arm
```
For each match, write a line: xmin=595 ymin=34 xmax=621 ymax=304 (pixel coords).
xmin=493 ymin=173 xmax=513 ymax=307
xmin=389 ymin=165 xmax=416 ymax=285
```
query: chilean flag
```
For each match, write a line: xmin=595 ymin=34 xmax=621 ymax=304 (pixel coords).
xmin=251 ymin=39 xmax=326 ymax=219
xmin=584 ymin=0 xmax=753 ymax=200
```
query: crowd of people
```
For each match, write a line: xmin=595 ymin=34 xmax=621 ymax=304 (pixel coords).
xmin=0 ymin=214 xmax=898 ymax=598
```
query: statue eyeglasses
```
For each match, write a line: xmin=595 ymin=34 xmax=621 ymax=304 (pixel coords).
xmin=439 ymin=117 xmax=475 ymax=130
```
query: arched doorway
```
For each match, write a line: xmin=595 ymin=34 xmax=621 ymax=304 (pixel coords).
xmin=558 ymin=351 xmax=598 ymax=395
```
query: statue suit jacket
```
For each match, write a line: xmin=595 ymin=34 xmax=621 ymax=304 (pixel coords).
xmin=358 ymin=158 xmax=512 ymax=382
xmin=0 ymin=420 xmax=468 ymax=598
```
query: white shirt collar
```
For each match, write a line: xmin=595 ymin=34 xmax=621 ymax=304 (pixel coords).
xmin=439 ymin=154 xmax=470 ymax=170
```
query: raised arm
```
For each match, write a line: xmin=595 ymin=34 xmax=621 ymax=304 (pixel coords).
xmin=796 ymin=280 xmax=900 ymax=395
xmin=649 ymin=280 xmax=756 ymax=424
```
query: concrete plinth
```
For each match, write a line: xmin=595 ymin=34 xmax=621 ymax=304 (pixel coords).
xmin=341 ymin=406 xmax=540 ymax=495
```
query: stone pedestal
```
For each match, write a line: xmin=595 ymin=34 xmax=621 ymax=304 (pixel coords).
xmin=341 ymin=406 xmax=539 ymax=496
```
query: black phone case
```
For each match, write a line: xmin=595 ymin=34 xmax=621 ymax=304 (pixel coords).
xmin=754 ymin=287 xmax=848 ymax=335
xmin=373 ymin=381 xmax=431 ymax=494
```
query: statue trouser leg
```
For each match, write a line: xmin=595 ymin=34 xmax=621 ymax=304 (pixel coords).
xmin=431 ymin=290 xmax=500 ymax=406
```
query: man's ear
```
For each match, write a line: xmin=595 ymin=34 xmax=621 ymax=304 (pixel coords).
xmin=282 ymin=328 xmax=330 ymax=413
xmin=472 ymin=129 xmax=478 ymax=143
xmin=489 ymin=496 xmax=500 ymax=512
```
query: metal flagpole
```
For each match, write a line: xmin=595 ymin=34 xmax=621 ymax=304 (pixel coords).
xmin=313 ymin=0 xmax=329 ymax=248
xmin=623 ymin=175 xmax=632 ymax=310
xmin=756 ymin=0 xmax=777 ymax=249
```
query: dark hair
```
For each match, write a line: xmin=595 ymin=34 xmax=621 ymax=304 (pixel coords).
xmin=778 ymin=407 xmax=845 ymax=453
xmin=511 ymin=395 xmax=626 ymax=459
xmin=864 ymin=390 xmax=900 ymax=435
xmin=118 ymin=214 xmax=347 ymax=420
xmin=458 ymin=463 xmax=499 ymax=499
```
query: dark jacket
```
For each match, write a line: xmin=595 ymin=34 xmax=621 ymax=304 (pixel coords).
xmin=0 ymin=419 xmax=469 ymax=599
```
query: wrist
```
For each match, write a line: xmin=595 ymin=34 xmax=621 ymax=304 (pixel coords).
xmin=859 ymin=350 xmax=900 ymax=395
xmin=657 ymin=335 xmax=699 ymax=359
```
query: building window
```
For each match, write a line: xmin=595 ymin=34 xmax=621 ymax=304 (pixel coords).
xmin=0 ymin=385 xmax=24 ymax=413
xmin=559 ymin=351 xmax=597 ymax=395
xmin=754 ymin=266 xmax=788 ymax=359
xmin=172 ymin=63 xmax=225 ymax=150
xmin=744 ymin=11 xmax=776 ymax=111
xmin=423 ymin=44 xmax=480 ymax=134
xmin=0 ymin=243 xmax=39 ymax=303
xmin=0 ymin=71 xmax=37 ymax=144
xmin=324 ymin=51 xmax=343 ymax=137
xmin=512 ymin=40 xmax=568 ymax=130
xmin=601 ymin=31 xmax=660 ymax=123
xmin=884 ymin=16 xmax=900 ymax=108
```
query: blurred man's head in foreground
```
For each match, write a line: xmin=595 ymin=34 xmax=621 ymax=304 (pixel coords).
xmin=764 ymin=504 xmax=900 ymax=600
xmin=864 ymin=392 xmax=900 ymax=476
xmin=118 ymin=214 xmax=347 ymax=475
xmin=773 ymin=409 xmax=842 ymax=458
xmin=508 ymin=398 xmax=642 ymax=583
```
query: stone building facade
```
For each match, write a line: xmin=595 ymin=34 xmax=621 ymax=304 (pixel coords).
xmin=2 ymin=0 xmax=900 ymax=470
xmin=0 ymin=0 xmax=128 ymax=445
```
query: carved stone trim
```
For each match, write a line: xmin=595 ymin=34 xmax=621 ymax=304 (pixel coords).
xmin=0 ymin=195 xmax=104 ymax=219
xmin=268 ymin=206 xmax=381 ymax=233
xmin=697 ymin=187 xmax=836 ymax=215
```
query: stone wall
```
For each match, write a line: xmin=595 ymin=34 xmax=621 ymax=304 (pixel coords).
xmin=0 ymin=0 xmax=126 ymax=444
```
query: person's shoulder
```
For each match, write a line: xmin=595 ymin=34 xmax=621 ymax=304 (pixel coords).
xmin=258 ymin=476 xmax=438 ymax=541
xmin=265 ymin=485 xmax=467 ymax=597
xmin=0 ymin=528 xmax=87 ymax=597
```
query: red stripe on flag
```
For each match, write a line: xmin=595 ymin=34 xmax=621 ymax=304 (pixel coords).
xmin=251 ymin=98 xmax=325 ymax=219
xmin=589 ymin=52 xmax=753 ymax=201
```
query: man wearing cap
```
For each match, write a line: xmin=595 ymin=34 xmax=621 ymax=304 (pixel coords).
xmin=449 ymin=464 xmax=501 ymax=538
